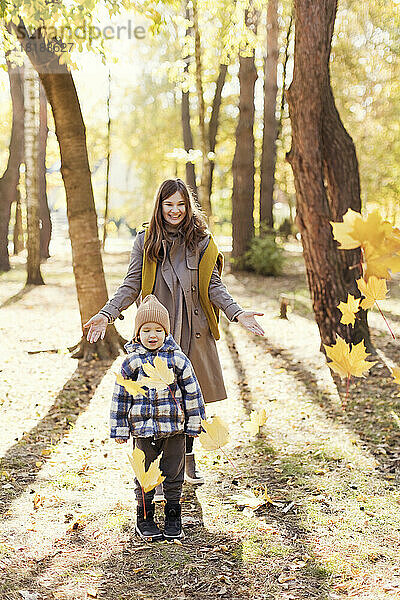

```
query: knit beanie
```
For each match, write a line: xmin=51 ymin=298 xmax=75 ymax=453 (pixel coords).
xmin=134 ymin=294 xmax=170 ymax=338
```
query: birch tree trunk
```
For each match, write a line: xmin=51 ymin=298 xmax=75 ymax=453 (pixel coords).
xmin=38 ymin=81 xmax=51 ymax=259
xmin=260 ymin=0 xmax=279 ymax=232
xmin=24 ymin=60 xmax=44 ymax=285
xmin=0 ymin=59 xmax=24 ymax=272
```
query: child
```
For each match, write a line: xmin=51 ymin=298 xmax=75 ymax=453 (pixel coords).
xmin=110 ymin=294 xmax=206 ymax=541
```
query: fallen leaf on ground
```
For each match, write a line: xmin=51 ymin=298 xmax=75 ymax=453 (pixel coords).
xmin=277 ymin=574 xmax=296 ymax=583
xmin=86 ymin=588 xmax=98 ymax=598
xmin=199 ymin=416 xmax=230 ymax=451
xmin=242 ymin=408 xmax=267 ymax=435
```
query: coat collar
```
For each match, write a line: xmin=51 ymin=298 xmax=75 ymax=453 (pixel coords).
xmin=124 ymin=333 xmax=180 ymax=356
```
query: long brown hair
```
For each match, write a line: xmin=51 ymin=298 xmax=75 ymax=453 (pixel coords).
xmin=144 ymin=178 xmax=208 ymax=262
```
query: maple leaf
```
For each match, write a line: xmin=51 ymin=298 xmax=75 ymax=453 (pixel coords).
xmin=231 ymin=490 xmax=265 ymax=510
xmin=127 ymin=446 xmax=165 ymax=493
xmin=242 ymin=409 xmax=267 ymax=435
xmin=337 ymin=294 xmax=360 ymax=326
xmin=142 ymin=356 xmax=174 ymax=391
xmin=330 ymin=209 xmax=361 ymax=249
xmin=115 ymin=373 xmax=147 ymax=397
xmin=323 ymin=337 xmax=376 ymax=379
xmin=199 ymin=416 xmax=230 ymax=451
xmin=356 ymin=276 xmax=388 ymax=310
xmin=391 ymin=367 xmax=400 ymax=385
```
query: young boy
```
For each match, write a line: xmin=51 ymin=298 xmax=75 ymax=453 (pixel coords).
xmin=110 ymin=294 xmax=206 ymax=541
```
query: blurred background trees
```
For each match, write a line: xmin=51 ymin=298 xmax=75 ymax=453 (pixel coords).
xmin=0 ymin=0 xmax=399 ymax=353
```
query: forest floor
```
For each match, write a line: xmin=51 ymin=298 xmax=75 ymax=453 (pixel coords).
xmin=1 ymin=241 xmax=400 ymax=600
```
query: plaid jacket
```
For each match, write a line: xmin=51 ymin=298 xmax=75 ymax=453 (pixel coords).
xmin=110 ymin=334 xmax=206 ymax=440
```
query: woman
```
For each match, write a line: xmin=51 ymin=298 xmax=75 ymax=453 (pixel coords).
xmin=84 ymin=178 xmax=264 ymax=484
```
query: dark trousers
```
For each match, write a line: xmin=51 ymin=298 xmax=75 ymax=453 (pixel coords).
xmin=134 ymin=433 xmax=185 ymax=505
xmin=186 ymin=434 xmax=194 ymax=453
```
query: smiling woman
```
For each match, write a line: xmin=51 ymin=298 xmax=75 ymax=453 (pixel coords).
xmin=84 ymin=178 xmax=264 ymax=483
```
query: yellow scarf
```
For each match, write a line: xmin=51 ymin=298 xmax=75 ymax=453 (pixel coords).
xmin=141 ymin=227 xmax=224 ymax=340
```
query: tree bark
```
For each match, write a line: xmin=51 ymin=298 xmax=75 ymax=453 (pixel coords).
xmin=13 ymin=191 xmax=24 ymax=254
xmin=0 ymin=59 xmax=24 ymax=272
xmin=286 ymin=0 xmax=370 ymax=349
xmin=15 ymin=24 xmax=124 ymax=359
xmin=260 ymin=0 xmax=279 ymax=233
xmin=24 ymin=60 xmax=44 ymax=285
xmin=102 ymin=68 xmax=111 ymax=250
xmin=207 ymin=62 xmax=228 ymax=201
xmin=192 ymin=0 xmax=212 ymax=218
xmin=181 ymin=0 xmax=198 ymax=199
xmin=231 ymin=6 xmax=258 ymax=264
xmin=38 ymin=81 xmax=51 ymax=259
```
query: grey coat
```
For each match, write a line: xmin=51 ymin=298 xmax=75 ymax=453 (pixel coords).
xmin=100 ymin=230 xmax=244 ymax=403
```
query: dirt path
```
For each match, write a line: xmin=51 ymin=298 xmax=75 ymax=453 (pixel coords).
xmin=1 ymin=247 xmax=400 ymax=600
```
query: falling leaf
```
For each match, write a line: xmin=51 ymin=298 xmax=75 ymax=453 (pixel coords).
xmin=330 ymin=208 xmax=361 ymax=249
xmin=199 ymin=416 xmax=230 ymax=451
xmin=356 ymin=276 xmax=388 ymax=310
xmin=115 ymin=373 xmax=146 ymax=397
xmin=337 ymin=294 xmax=360 ymax=325
xmin=242 ymin=409 xmax=267 ymax=435
xmin=391 ymin=368 xmax=400 ymax=385
xmin=323 ymin=337 xmax=376 ymax=379
xmin=127 ymin=446 xmax=165 ymax=493
xmin=142 ymin=356 xmax=174 ymax=391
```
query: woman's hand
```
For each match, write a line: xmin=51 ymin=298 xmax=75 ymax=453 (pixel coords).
xmin=83 ymin=313 xmax=108 ymax=343
xmin=236 ymin=311 xmax=265 ymax=336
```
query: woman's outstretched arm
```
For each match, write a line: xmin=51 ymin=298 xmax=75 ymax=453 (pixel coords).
xmin=84 ymin=231 xmax=145 ymax=342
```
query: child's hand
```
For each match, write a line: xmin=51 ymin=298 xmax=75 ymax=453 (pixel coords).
xmin=115 ymin=439 xmax=128 ymax=444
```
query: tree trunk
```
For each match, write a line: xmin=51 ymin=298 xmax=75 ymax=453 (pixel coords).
xmin=38 ymin=81 xmax=51 ymax=259
xmin=15 ymin=24 xmax=124 ymax=359
xmin=13 ymin=191 xmax=24 ymax=254
xmin=24 ymin=60 xmax=44 ymax=285
xmin=286 ymin=0 xmax=370 ymax=349
xmin=192 ymin=0 xmax=212 ymax=218
xmin=259 ymin=0 xmax=279 ymax=233
xmin=102 ymin=68 xmax=111 ymax=250
xmin=207 ymin=62 xmax=228 ymax=201
xmin=231 ymin=6 xmax=258 ymax=264
xmin=181 ymin=0 xmax=198 ymax=199
xmin=0 ymin=59 xmax=24 ymax=272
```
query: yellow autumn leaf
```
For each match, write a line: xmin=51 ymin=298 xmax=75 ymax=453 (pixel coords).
xmin=337 ymin=294 xmax=360 ymax=326
xmin=362 ymin=243 xmax=398 ymax=280
xmin=199 ymin=416 xmax=230 ymax=451
xmin=127 ymin=446 xmax=165 ymax=493
xmin=142 ymin=356 xmax=174 ymax=391
xmin=243 ymin=409 xmax=267 ymax=435
xmin=115 ymin=373 xmax=147 ymax=397
xmin=356 ymin=276 xmax=388 ymax=310
xmin=330 ymin=208 xmax=361 ymax=249
xmin=391 ymin=367 xmax=400 ymax=385
xmin=323 ymin=337 xmax=376 ymax=379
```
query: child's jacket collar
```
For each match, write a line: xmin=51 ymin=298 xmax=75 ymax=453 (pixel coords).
xmin=124 ymin=333 xmax=180 ymax=356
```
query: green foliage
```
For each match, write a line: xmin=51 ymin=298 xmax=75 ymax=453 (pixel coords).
xmin=239 ymin=233 xmax=285 ymax=276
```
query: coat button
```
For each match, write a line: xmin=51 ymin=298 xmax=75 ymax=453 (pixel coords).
xmin=194 ymin=308 xmax=199 ymax=315
xmin=195 ymin=332 xmax=201 ymax=338
xmin=191 ymin=285 xmax=196 ymax=292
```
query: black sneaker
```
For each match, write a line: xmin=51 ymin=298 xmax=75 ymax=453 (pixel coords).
xmin=135 ymin=504 xmax=163 ymax=541
xmin=164 ymin=503 xmax=184 ymax=540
